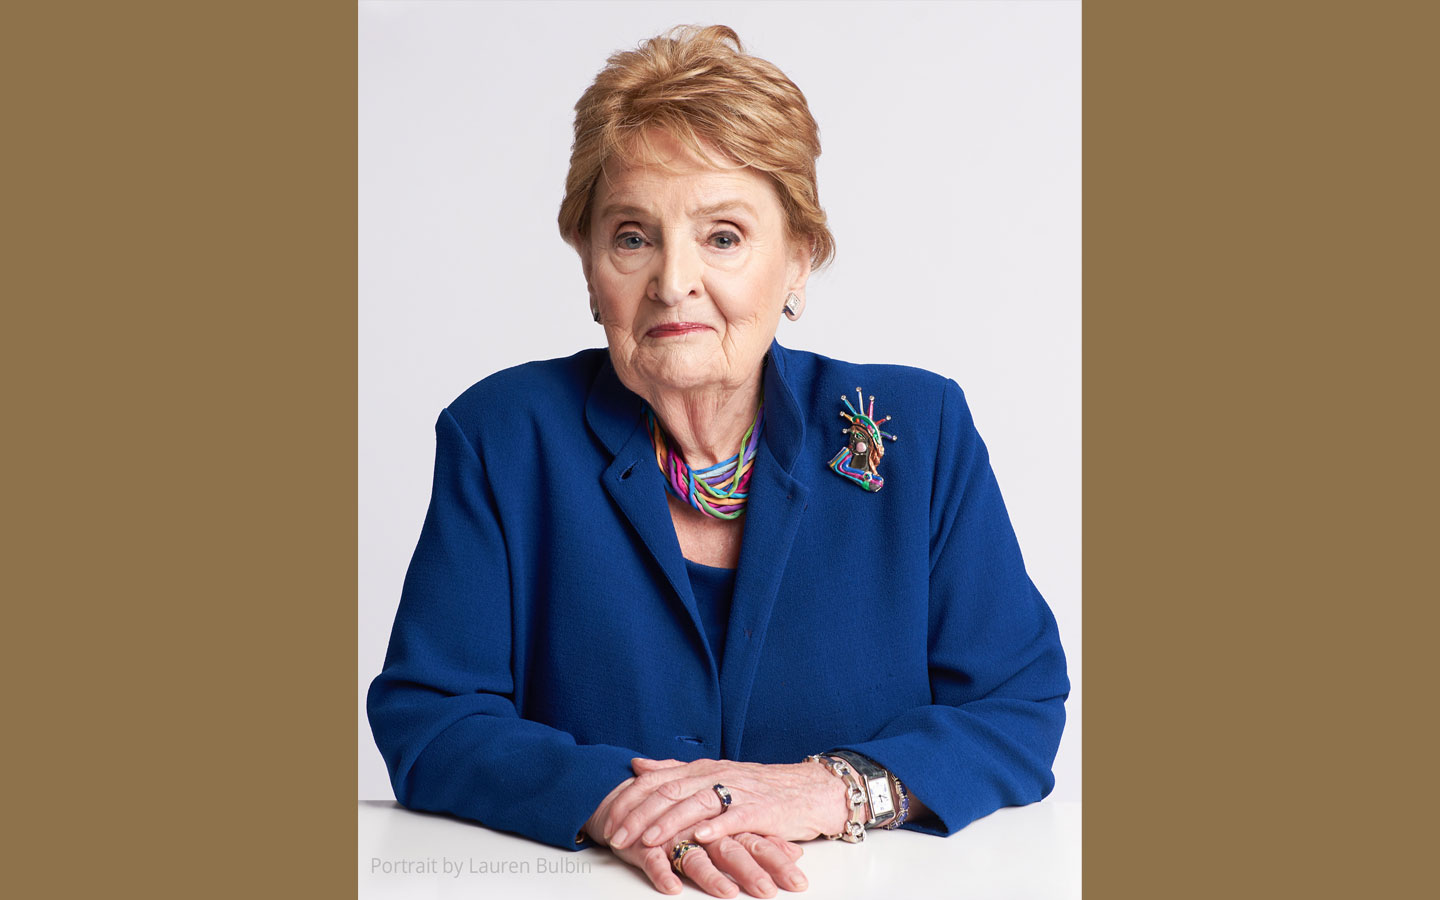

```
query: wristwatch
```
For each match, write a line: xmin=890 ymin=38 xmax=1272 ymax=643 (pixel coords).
xmin=827 ymin=750 xmax=897 ymax=829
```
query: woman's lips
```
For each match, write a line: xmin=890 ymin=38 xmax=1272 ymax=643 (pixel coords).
xmin=647 ymin=323 xmax=711 ymax=337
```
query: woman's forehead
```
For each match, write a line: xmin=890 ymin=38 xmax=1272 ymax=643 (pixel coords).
xmin=594 ymin=146 xmax=780 ymax=221
xmin=598 ymin=168 xmax=769 ymax=210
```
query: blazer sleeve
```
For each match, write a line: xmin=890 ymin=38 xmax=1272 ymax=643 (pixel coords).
xmin=835 ymin=378 xmax=1069 ymax=835
xmin=367 ymin=407 xmax=638 ymax=850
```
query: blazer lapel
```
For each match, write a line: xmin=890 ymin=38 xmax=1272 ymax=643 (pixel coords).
xmin=719 ymin=343 xmax=810 ymax=760
xmin=586 ymin=356 xmax=715 ymax=676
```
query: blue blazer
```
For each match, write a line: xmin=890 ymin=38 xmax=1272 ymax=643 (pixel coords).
xmin=368 ymin=341 xmax=1068 ymax=850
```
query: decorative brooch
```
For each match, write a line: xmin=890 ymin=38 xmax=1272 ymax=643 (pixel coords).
xmin=828 ymin=387 xmax=897 ymax=492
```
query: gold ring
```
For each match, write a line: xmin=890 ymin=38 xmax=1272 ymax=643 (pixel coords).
xmin=670 ymin=839 xmax=702 ymax=875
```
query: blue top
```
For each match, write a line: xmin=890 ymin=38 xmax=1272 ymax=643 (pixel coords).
xmin=368 ymin=341 xmax=1069 ymax=850
xmin=685 ymin=559 xmax=737 ymax=662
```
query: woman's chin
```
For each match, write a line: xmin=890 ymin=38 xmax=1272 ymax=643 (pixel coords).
xmin=622 ymin=347 xmax=730 ymax=396
xmin=645 ymin=368 xmax=725 ymax=397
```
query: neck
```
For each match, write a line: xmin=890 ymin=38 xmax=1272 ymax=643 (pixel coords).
xmin=646 ymin=376 xmax=763 ymax=469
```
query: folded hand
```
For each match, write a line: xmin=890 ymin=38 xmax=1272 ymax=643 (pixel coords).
xmin=588 ymin=775 xmax=810 ymax=897
xmin=603 ymin=758 xmax=849 ymax=854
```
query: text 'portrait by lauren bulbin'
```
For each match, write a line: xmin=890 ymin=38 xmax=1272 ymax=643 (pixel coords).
xmin=369 ymin=856 xmax=594 ymax=877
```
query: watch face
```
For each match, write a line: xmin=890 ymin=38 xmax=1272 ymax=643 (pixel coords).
xmin=868 ymin=777 xmax=894 ymax=816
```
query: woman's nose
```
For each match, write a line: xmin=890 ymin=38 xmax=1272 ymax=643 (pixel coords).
xmin=651 ymin=238 xmax=703 ymax=306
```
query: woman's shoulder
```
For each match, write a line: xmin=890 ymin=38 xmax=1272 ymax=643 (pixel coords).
xmin=775 ymin=344 xmax=955 ymax=394
xmin=441 ymin=348 xmax=609 ymax=445
xmin=775 ymin=344 xmax=966 ymax=415
xmin=773 ymin=344 xmax=975 ymax=454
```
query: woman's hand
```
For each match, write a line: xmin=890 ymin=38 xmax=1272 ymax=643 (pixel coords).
xmin=603 ymin=758 xmax=850 ymax=854
xmin=610 ymin=830 xmax=807 ymax=898
xmin=587 ymin=778 xmax=809 ymax=897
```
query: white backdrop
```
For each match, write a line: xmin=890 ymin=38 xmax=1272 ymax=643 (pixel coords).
xmin=360 ymin=0 xmax=1081 ymax=805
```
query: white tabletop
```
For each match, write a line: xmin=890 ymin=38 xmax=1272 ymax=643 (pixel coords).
xmin=359 ymin=799 xmax=1080 ymax=899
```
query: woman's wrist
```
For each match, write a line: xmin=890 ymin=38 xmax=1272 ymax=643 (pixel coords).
xmin=801 ymin=757 xmax=863 ymax=838
xmin=582 ymin=776 xmax=635 ymax=846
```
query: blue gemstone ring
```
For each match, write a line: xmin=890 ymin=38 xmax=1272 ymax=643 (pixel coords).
xmin=712 ymin=784 xmax=732 ymax=808
xmin=670 ymin=840 xmax=702 ymax=875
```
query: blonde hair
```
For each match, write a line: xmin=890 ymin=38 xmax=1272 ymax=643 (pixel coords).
xmin=558 ymin=25 xmax=834 ymax=270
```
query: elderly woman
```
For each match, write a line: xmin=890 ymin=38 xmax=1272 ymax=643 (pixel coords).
xmin=368 ymin=25 xmax=1068 ymax=898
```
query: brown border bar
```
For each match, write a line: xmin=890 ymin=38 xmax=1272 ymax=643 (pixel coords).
xmin=8 ymin=1 xmax=357 ymax=896
xmin=1086 ymin=1 xmax=1433 ymax=896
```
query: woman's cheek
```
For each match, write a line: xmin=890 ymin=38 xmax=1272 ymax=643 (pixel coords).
xmin=607 ymin=253 xmax=645 ymax=277
xmin=704 ymin=247 xmax=749 ymax=273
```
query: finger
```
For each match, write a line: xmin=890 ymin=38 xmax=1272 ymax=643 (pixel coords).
xmin=707 ymin=836 xmax=778 ymax=898
xmin=612 ymin=776 xmax=712 ymax=848
xmin=678 ymin=843 xmax=739 ymax=899
xmin=642 ymin=787 xmax=726 ymax=847
xmin=641 ymin=847 xmax=683 ymax=895
xmin=737 ymin=834 xmax=808 ymax=893
xmin=766 ymin=835 xmax=804 ymax=860
xmin=632 ymin=757 xmax=687 ymax=772
xmin=605 ymin=766 xmax=705 ymax=843
xmin=692 ymin=804 xmax=756 ymax=843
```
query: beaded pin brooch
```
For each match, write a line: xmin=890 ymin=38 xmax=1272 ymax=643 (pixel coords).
xmin=828 ymin=387 xmax=897 ymax=492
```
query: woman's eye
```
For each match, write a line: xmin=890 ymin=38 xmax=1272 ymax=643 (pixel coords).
xmin=616 ymin=232 xmax=646 ymax=251
xmin=709 ymin=231 xmax=740 ymax=249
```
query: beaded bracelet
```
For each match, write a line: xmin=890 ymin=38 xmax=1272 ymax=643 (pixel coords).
xmin=804 ymin=754 xmax=868 ymax=843
xmin=882 ymin=774 xmax=910 ymax=829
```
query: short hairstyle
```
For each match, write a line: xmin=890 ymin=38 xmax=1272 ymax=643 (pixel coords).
xmin=558 ymin=25 xmax=835 ymax=270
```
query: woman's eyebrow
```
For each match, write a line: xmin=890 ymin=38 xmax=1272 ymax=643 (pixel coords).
xmin=691 ymin=200 xmax=757 ymax=220
xmin=597 ymin=203 xmax=652 ymax=222
xmin=597 ymin=200 xmax=758 ymax=222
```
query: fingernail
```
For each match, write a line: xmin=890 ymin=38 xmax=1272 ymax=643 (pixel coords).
xmin=612 ymin=827 xmax=630 ymax=847
xmin=642 ymin=826 xmax=660 ymax=845
xmin=694 ymin=826 xmax=712 ymax=840
xmin=791 ymin=875 xmax=808 ymax=890
xmin=757 ymin=878 xmax=775 ymax=894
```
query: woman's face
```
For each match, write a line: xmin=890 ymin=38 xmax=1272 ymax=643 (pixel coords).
xmin=580 ymin=130 xmax=811 ymax=403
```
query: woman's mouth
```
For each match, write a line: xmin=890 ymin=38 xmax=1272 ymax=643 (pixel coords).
xmin=647 ymin=323 xmax=711 ymax=338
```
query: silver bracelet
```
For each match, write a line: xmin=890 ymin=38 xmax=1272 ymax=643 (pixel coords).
xmin=804 ymin=754 xmax=867 ymax=843
xmin=827 ymin=750 xmax=898 ymax=829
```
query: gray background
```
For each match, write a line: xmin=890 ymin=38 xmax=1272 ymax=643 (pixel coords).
xmin=360 ymin=0 xmax=1081 ymax=805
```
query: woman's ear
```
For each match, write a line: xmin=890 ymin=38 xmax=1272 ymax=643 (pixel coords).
xmin=783 ymin=238 xmax=813 ymax=320
xmin=573 ymin=228 xmax=590 ymax=270
xmin=575 ymin=229 xmax=600 ymax=322
xmin=786 ymin=236 xmax=813 ymax=293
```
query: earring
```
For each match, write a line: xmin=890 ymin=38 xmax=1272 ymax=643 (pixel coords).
xmin=591 ymin=304 xmax=600 ymax=323
xmin=783 ymin=292 xmax=802 ymax=321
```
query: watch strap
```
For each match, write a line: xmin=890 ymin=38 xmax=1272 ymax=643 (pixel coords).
xmin=827 ymin=750 xmax=898 ymax=829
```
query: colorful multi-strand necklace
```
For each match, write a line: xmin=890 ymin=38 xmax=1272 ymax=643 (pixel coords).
xmin=644 ymin=397 xmax=764 ymax=520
